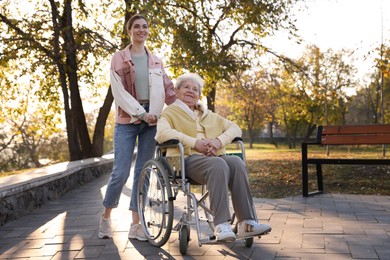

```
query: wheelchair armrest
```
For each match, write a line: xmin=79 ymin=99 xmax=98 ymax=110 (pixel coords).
xmin=157 ymin=139 xmax=180 ymax=147
xmin=158 ymin=137 xmax=242 ymax=147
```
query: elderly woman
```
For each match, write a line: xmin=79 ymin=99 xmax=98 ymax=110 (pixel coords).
xmin=155 ymin=73 xmax=271 ymax=241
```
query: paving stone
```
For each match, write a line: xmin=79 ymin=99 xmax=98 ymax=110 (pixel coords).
xmin=74 ymin=245 xmax=105 ymax=258
xmin=324 ymin=236 xmax=350 ymax=254
xmin=374 ymin=245 xmax=390 ymax=260
xmin=302 ymin=234 xmax=325 ymax=249
xmin=349 ymin=245 xmax=378 ymax=258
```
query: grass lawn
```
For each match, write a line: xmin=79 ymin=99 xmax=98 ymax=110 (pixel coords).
xmin=244 ymin=143 xmax=390 ymax=199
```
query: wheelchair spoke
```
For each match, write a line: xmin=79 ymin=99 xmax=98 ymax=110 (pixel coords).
xmin=137 ymin=160 xmax=174 ymax=247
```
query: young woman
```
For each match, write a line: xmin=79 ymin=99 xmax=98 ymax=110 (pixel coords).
xmin=98 ymin=14 xmax=176 ymax=241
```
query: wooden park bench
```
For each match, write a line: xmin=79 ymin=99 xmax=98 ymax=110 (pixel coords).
xmin=301 ymin=124 xmax=390 ymax=197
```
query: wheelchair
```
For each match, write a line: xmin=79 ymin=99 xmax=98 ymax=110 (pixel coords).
xmin=137 ymin=137 xmax=261 ymax=255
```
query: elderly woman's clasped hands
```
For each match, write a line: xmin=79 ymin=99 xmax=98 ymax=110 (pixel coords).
xmin=194 ymin=138 xmax=222 ymax=156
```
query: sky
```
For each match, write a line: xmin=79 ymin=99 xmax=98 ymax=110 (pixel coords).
xmin=264 ymin=0 xmax=389 ymax=83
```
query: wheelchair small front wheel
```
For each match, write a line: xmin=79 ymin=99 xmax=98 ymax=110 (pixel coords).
xmin=138 ymin=160 xmax=174 ymax=247
xmin=244 ymin=236 xmax=253 ymax=247
xmin=179 ymin=225 xmax=190 ymax=255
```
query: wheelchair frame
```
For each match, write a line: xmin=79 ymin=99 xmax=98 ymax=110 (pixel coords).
xmin=137 ymin=137 xmax=256 ymax=255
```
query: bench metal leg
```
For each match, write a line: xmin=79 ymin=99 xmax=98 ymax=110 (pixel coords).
xmin=302 ymin=143 xmax=324 ymax=196
xmin=302 ymin=143 xmax=309 ymax=197
xmin=316 ymin=163 xmax=324 ymax=194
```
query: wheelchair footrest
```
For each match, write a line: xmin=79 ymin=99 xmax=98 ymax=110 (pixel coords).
xmin=199 ymin=236 xmax=240 ymax=245
xmin=199 ymin=237 xmax=217 ymax=244
xmin=198 ymin=217 xmax=212 ymax=223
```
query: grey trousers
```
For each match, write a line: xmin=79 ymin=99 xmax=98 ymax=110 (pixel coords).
xmin=184 ymin=154 xmax=255 ymax=226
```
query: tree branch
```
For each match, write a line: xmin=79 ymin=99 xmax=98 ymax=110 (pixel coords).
xmin=0 ymin=13 xmax=55 ymax=60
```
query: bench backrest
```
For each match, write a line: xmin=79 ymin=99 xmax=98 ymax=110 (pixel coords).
xmin=317 ymin=124 xmax=390 ymax=145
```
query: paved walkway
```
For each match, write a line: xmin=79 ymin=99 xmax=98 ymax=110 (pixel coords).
xmin=1 ymin=172 xmax=390 ymax=260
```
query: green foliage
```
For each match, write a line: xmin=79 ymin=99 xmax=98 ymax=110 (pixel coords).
xmin=270 ymin=45 xmax=357 ymax=145
xmin=217 ymin=44 xmax=361 ymax=148
xmin=0 ymin=0 xmax=123 ymax=169
xmin=216 ymin=68 xmax=268 ymax=146
xmin=129 ymin=0 xmax=300 ymax=109
xmin=374 ymin=44 xmax=390 ymax=123
xmin=348 ymin=44 xmax=390 ymax=124
xmin=4 ymin=0 xmax=382 ymax=172
xmin=0 ymin=59 xmax=64 ymax=171
xmin=0 ymin=0 xmax=302 ymax=171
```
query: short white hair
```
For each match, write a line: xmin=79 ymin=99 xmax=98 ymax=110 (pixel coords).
xmin=174 ymin=73 xmax=204 ymax=95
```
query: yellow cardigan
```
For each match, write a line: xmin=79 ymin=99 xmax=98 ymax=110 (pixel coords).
xmin=155 ymin=100 xmax=242 ymax=156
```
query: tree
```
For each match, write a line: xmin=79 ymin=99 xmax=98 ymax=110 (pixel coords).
xmin=217 ymin=69 xmax=268 ymax=148
xmin=272 ymin=69 xmax=308 ymax=148
xmin=261 ymin=45 xmax=356 ymax=147
xmin=346 ymin=84 xmax=377 ymax=124
xmin=347 ymin=43 xmax=390 ymax=124
xmin=1 ymin=0 xmax=302 ymax=165
xmin=132 ymin=0 xmax=301 ymax=111
xmin=375 ymin=43 xmax=390 ymax=123
xmin=288 ymin=46 xmax=355 ymax=130
xmin=0 ymin=0 xmax=121 ymax=161
xmin=0 ymin=57 xmax=64 ymax=171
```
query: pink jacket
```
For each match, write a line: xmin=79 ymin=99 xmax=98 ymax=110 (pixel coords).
xmin=110 ymin=44 xmax=176 ymax=124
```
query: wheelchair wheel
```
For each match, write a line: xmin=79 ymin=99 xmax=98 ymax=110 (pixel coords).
xmin=138 ymin=160 xmax=174 ymax=247
xmin=179 ymin=224 xmax=190 ymax=255
xmin=244 ymin=237 xmax=253 ymax=247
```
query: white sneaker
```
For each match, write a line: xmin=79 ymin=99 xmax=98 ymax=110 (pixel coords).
xmin=214 ymin=222 xmax=236 ymax=242
xmin=237 ymin=219 xmax=271 ymax=238
xmin=128 ymin=224 xmax=148 ymax=241
xmin=98 ymin=215 xmax=112 ymax=239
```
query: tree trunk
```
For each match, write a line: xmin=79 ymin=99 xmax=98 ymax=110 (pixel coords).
xmin=206 ymin=86 xmax=216 ymax=112
xmin=291 ymin=121 xmax=299 ymax=149
xmin=248 ymin=127 xmax=254 ymax=149
xmin=31 ymin=149 xmax=42 ymax=167
xmin=92 ymin=87 xmax=114 ymax=157
xmin=48 ymin=0 xmax=81 ymax=161
xmin=304 ymin=123 xmax=317 ymax=142
xmin=90 ymin=2 xmax=134 ymax=158
xmin=268 ymin=121 xmax=278 ymax=148
xmin=62 ymin=0 xmax=92 ymax=159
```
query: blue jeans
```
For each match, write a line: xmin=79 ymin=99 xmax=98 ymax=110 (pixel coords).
xmin=103 ymin=122 xmax=156 ymax=212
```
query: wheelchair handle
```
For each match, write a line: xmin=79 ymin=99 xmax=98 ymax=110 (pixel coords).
xmin=232 ymin=137 xmax=243 ymax=142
